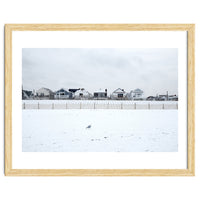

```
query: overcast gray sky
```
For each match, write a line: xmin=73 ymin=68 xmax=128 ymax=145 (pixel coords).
xmin=22 ymin=48 xmax=178 ymax=96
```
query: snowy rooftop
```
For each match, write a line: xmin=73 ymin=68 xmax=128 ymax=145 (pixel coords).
xmin=112 ymin=88 xmax=126 ymax=93
xmin=132 ymin=88 xmax=143 ymax=93
xmin=94 ymin=89 xmax=107 ymax=93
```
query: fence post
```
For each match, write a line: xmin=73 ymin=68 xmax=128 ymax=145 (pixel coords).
xmin=66 ymin=103 xmax=67 ymax=109
xmin=107 ymin=102 xmax=109 ymax=109
xmin=38 ymin=102 xmax=40 ymax=109
xmin=94 ymin=102 xmax=95 ymax=109
xmin=148 ymin=103 xmax=150 ymax=109
xmin=23 ymin=102 xmax=25 ymax=109
xmin=163 ymin=104 xmax=164 ymax=109
xmin=52 ymin=103 xmax=54 ymax=109
xmin=121 ymin=103 xmax=123 ymax=109
xmin=135 ymin=103 xmax=136 ymax=109
xmin=80 ymin=102 xmax=82 ymax=109
xmin=176 ymin=103 xmax=178 ymax=109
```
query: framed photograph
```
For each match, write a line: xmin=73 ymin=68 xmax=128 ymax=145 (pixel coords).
xmin=5 ymin=24 xmax=195 ymax=176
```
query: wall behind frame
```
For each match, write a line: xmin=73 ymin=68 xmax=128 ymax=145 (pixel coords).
xmin=0 ymin=0 xmax=199 ymax=200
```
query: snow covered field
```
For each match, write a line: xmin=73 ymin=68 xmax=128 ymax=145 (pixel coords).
xmin=22 ymin=109 xmax=178 ymax=152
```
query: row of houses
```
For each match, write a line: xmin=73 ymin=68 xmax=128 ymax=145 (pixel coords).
xmin=146 ymin=94 xmax=178 ymax=101
xmin=22 ymin=87 xmax=178 ymax=101
xmin=22 ymin=87 xmax=144 ymax=100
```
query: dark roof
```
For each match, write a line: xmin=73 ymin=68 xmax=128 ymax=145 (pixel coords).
xmin=23 ymin=90 xmax=32 ymax=96
xmin=56 ymin=88 xmax=67 ymax=92
xmin=147 ymin=96 xmax=155 ymax=98
xmin=55 ymin=88 xmax=72 ymax=94
xmin=69 ymin=89 xmax=80 ymax=93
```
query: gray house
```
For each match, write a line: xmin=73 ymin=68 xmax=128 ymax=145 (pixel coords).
xmin=74 ymin=88 xmax=92 ymax=100
xmin=93 ymin=89 xmax=108 ymax=100
xmin=111 ymin=88 xmax=127 ymax=100
xmin=146 ymin=96 xmax=156 ymax=101
xmin=22 ymin=90 xmax=34 ymax=100
xmin=129 ymin=88 xmax=144 ymax=100
xmin=169 ymin=95 xmax=178 ymax=101
xmin=36 ymin=87 xmax=54 ymax=99
xmin=54 ymin=88 xmax=73 ymax=99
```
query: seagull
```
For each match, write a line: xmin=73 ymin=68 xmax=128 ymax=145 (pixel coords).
xmin=86 ymin=125 xmax=92 ymax=129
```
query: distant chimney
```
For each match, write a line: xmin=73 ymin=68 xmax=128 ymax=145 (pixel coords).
xmin=105 ymin=89 xmax=107 ymax=93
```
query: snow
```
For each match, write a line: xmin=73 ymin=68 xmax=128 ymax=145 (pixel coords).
xmin=22 ymin=109 xmax=178 ymax=152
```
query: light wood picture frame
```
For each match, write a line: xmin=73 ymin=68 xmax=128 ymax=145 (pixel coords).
xmin=5 ymin=24 xmax=195 ymax=176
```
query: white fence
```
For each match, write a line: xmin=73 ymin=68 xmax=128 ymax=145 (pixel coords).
xmin=22 ymin=102 xmax=178 ymax=110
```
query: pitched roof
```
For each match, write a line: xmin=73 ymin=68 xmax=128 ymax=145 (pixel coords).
xmin=55 ymin=88 xmax=72 ymax=93
xmin=69 ymin=88 xmax=80 ymax=93
xmin=23 ymin=90 xmax=32 ymax=97
xmin=37 ymin=87 xmax=54 ymax=93
xmin=75 ymin=88 xmax=91 ymax=95
xmin=133 ymin=88 xmax=143 ymax=93
xmin=113 ymin=88 xmax=126 ymax=93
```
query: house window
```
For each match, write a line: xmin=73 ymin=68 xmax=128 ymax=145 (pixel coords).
xmin=118 ymin=94 xmax=123 ymax=98
xmin=100 ymin=93 xmax=105 ymax=98
xmin=94 ymin=93 xmax=98 ymax=97
xmin=80 ymin=93 xmax=83 ymax=97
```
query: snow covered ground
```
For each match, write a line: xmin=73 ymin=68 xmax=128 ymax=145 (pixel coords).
xmin=22 ymin=109 xmax=178 ymax=152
